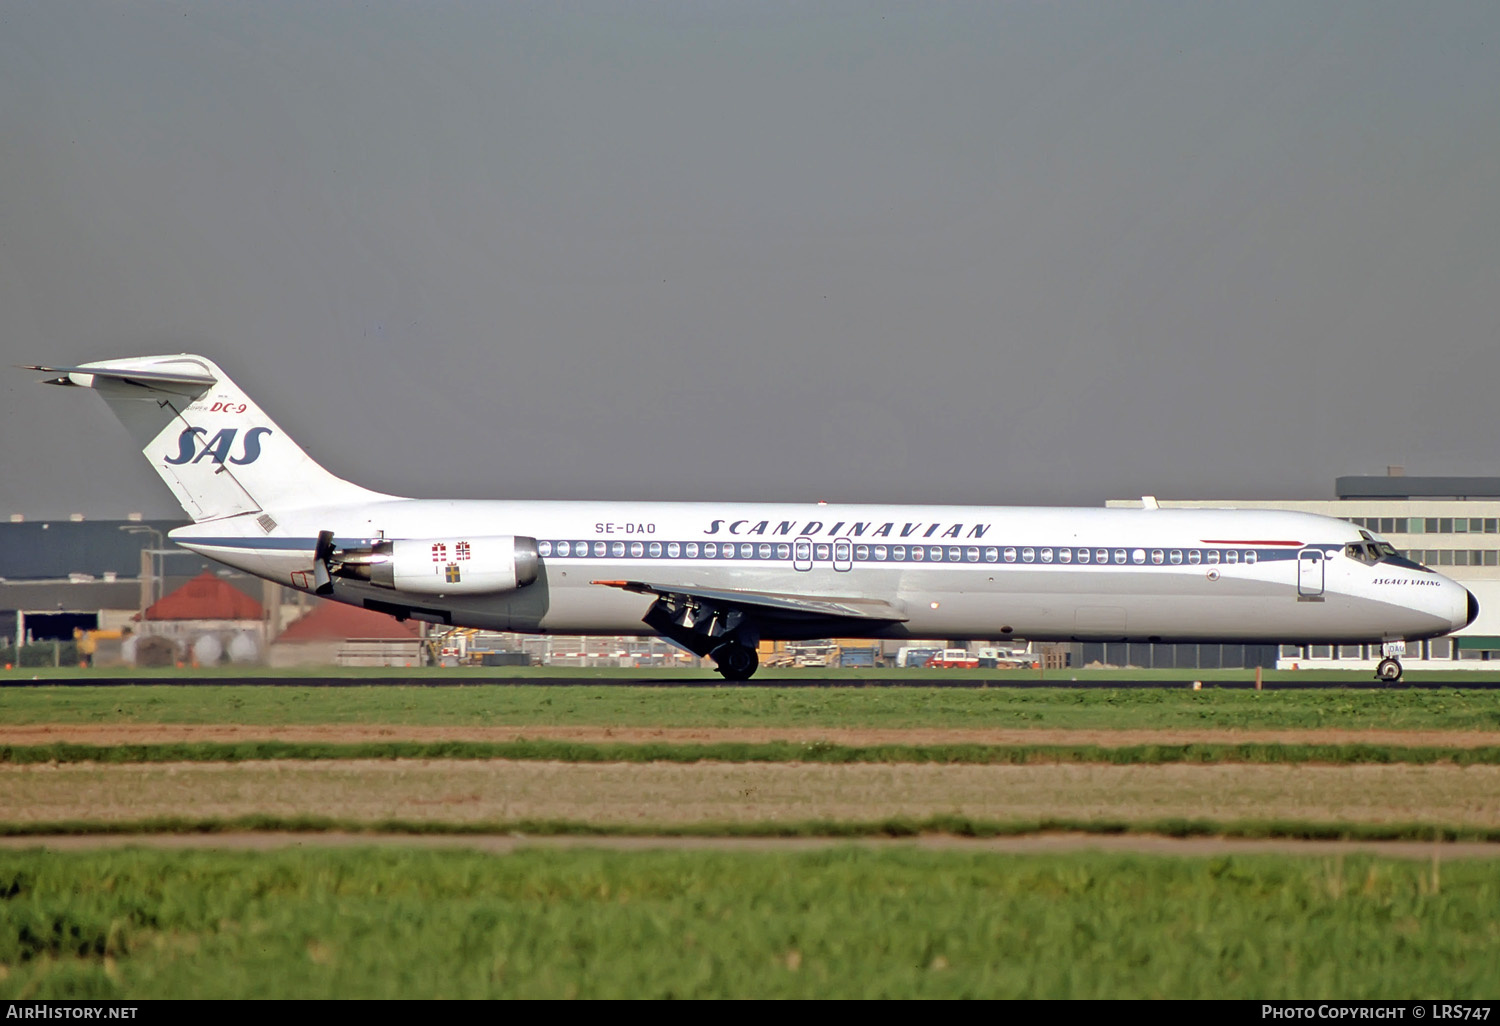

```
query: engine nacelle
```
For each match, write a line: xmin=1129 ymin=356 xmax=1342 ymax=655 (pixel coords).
xmin=366 ymin=536 xmax=539 ymax=595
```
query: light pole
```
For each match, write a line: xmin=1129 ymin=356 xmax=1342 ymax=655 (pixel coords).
xmin=119 ymin=525 xmax=164 ymax=608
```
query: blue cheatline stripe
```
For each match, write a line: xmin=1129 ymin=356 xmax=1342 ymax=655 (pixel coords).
xmin=178 ymin=536 xmax=1324 ymax=568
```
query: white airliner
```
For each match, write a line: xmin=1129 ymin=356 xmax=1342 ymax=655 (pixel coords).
xmin=32 ymin=355 xmax=1477 ymax=681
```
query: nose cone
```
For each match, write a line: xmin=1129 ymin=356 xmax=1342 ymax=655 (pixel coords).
xmin=1465 ymin=588 xmax=1480 ymax=629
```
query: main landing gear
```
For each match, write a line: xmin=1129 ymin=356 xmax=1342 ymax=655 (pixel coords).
xmin=711 ymin=642 xmax=759 ymax=681
xmin=639 ymin=591 xmax=763 ymax=681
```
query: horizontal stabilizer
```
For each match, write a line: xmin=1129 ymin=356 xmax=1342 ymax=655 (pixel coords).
xmin=26 ymin=363 xmax=218 ymax=394
xmin=592 ymin=580 xmax=908 ymax=622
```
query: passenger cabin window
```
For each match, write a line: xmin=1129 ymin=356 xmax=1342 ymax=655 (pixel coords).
xmin=892 ymin=546 xmax=907 ymax=560
xmin=741 ymin=543 xmax=754 ymax=558
xmin=630 ymin=542 xmax=643 ymax=557
xmin=874 ymin=545 xmax=888 ymax=560
xmin=1113 ymin=549 xmax=1126 ymax=564
xmin=1188 ymin=550 xmax=1201 ymax=564
xmin=1206 ymin=550 xmax=1220 ymax=564
xmin=1098 ymin=549 xmax=1111 ymax=564
xmin=1059 ymin=548 xmax=1072 ymax=563
xmin=1040 ymin=548 xmax=1053 ymax=563
xmin=1078 ymin=549 xmax=1091 ymax=563
xmin=594 ymin=541 xmax=607 ymax=557
xmin=685 ymin=542 xmax=699 ymax=558
xmin=777 ymin=543 xmax=791 ymax=559
xmin=1004 ymin=547 xmax=1017 ymax=562
xmin=1022 ymin=548 xmax=1035 ymax=563
xmin=1169 ymin=550 xmax=1182 ymax=564
xmin=984 ymin=547 xmax=998 ymax=562
xmin=1244 ymin=550 xmax=1257 ymax=564
xmin=702 ymin=543 xmax=715 ymax=558
xmin=556 ymin=541 xmax=571 ymax=557
xmin=1225 ymin=550 xmax=1239 ymax=564
xmin=1131 ymin=549 xmax=1146 ymax=564
xmin=855 ymin=545 xmax=870 ymax=561
xmin=538 ymin=541 xmax=553 ymax=557
xmin=649 ymin=542 xmax=662 ymax=558
xmin=1151 ymin=550 xmax=1164 ymax=564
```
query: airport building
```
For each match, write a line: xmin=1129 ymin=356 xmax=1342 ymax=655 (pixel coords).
xmin=1105 ymin=472 xmax=1500 ymax=670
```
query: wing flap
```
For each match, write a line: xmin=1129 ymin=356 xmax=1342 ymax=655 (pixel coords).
xmin=593 ymin=580 xmax=908 ymax=622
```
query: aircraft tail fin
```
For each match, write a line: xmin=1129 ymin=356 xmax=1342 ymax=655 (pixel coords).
xmin=30 ymin=354 xmax=390 ymax=522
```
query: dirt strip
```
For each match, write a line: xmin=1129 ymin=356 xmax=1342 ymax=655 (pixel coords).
xmin=4 ymin=760 xmax=1497 ymax=827
xmin=4 ymin=724 xmax=1499 ymax=747
xmin=3 ymin=831 xmax=1498 ymax=859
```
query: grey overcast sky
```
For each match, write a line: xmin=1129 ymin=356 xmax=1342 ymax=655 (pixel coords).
xmin=2 ymin=2 xmax=1498 ymax=519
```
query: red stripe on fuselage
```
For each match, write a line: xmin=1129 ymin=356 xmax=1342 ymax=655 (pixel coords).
xmin=1199 ymin=539 xmax=1304 ymax=546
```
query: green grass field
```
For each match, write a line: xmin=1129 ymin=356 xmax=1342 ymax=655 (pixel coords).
xmin=1 ymin=846 xmax=1494 ymax=999
xmin=3 ymin=683 xmax=1499 ymax=729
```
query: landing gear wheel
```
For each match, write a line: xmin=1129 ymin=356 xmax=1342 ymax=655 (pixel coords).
xmin=712 ymin=643 xmax=759 ymax=681
xmin=1375 ymin=657 xmax=1403 ymax=683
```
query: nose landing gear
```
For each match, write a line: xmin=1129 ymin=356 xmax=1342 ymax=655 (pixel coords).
xmin=1375 ymin=641 xmax=1407 ymax=683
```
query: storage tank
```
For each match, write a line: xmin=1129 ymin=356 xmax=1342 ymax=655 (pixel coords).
xmin=226 ymin=631 xmax=260 ymax=664
xmin=192 ymin=633 xmax=223 ymax=667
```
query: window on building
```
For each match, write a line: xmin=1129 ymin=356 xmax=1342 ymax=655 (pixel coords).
xmin=1440 ymin=518 xmax=1454 ymax=533
xmin=1426 ymin=518 xmax=1440 ymax=533
xmin=1440 ymin=550 xmax=1453 ymax=565
xmin=1430 ymin=638 xmax=1452 ymax=659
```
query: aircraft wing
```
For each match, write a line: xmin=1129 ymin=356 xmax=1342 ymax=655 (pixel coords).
xmin=592 ymin=579 xmax=909 ymax=623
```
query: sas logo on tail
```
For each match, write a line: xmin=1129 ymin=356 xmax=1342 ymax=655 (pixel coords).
xmin=164 ymin=427 xmax=272 ymax=466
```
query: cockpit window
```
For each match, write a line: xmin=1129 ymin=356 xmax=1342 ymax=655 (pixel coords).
xmin=1345 ymin=542 xmax=1381 ymax=565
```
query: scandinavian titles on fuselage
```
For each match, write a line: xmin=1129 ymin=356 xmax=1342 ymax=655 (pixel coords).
xmin=702 ymin=519 xmax=992 ymax=539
